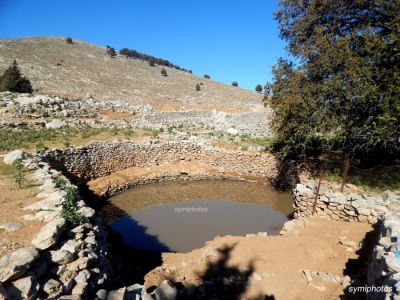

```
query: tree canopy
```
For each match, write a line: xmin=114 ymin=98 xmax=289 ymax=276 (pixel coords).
xmin=270 ymin=0 xmax=400 ymax=168
xmin=0 ymin=60 xmax=32 ymax=93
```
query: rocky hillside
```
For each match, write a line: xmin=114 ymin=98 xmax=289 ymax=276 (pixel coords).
xmin=0 ymin=37 xmax=263 ymax=111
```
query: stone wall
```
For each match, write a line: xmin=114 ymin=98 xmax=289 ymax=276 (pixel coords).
xmin=0 ymin=154 xmax=179 ymax=300
xmin=44 ymin=137 xmax=278 ymax=183
xmin=293 ymin=182 xmax=400 ymax=224
xmin=367 ymin=213 xmax=400 ymax=299
xmin=0 ymin=156 xmax=112 ymax=299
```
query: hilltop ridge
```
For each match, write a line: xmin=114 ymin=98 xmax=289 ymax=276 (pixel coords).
xmin=0 ymin=37 xmax=262 ymax=111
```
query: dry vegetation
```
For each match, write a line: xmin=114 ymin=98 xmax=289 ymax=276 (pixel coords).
xmin=0 ymin=37 xmax=262 ymax=110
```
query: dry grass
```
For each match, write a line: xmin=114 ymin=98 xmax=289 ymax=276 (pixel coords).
xmin=0 ymin=37 xmax=263 ymax=111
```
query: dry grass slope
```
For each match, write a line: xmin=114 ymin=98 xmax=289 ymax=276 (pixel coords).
xmin=0 ymin=37 xmax=262 ymax=110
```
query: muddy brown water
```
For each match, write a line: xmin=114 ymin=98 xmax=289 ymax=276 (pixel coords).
xmin=101 ymin=180 xmax=293 ymax=252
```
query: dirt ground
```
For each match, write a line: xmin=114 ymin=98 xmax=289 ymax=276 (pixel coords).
xmin=0 ymin=160 xmax=43 ymax=256
xmin=144 ymin=218 xmax=373 ymax=300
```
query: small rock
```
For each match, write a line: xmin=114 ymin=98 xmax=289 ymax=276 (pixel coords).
xmin=155 ymin=280 xmax=177 ymax=300
xmin=96 ymin=289 xmax=108 ymax=300
xmin=45 ymin=119 xmax=67 ymax=129
xmin=0 ymin=223 xmax=21 ymax=232
xmin=107 ymin=287 xmax=126 ymax=300
xmin=302 ymin=269 xmax=313 ymax=282
xmin=42 ymin=278 xmax=61 ymax=295
xmin=3 ymin=150 xmax=25 ymax=165
xmin=50 ymin=249 xmax=75 ymax=265
xmin=0 ymin=247 xmax=39 ymax=282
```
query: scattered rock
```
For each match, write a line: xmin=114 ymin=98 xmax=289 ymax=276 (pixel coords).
xmin=0 ymin=223 xmax=21 ymax=232
xmin=45 ymin=119 xmax=67 ymax=129
xmin=0 ymin=247 xmax=39 ymax=282
xmin=3 ymin=150 xmax=25 ymax=165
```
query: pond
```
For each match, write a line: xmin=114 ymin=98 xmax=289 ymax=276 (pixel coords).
xmin=100 ymin=180 xmax=293 ymax=252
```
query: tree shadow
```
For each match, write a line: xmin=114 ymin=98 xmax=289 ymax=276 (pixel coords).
xmin=340 ymin=221 xmax=381 ymax=299
xmin=176 ymin=244 xmax=275 ymax=300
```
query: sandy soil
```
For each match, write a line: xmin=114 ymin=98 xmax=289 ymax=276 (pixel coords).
xmin=144 ymin=218 xmax=372 ymax=300
xmin=0 ymin=160 xmax=43 ymax=256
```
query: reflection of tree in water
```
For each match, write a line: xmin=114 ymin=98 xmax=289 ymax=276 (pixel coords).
xmin=177 ymin=244 xmax=275 ymax=300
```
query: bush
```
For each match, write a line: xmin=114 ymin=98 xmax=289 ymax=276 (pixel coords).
xmin=61 ymin=187 xmax=87 ymax=226
xmin=13 ymin=159 xmax=25 ymax=189
xmin=66 ymin=37 xmax=73 ymax=44
xmin=255 ymin=84 xmax=262 ymax=93
xmin=0 ymin=60 xmax=33 ymax=93
xmin=161 ymin=67 xmax=168 ymax=77
xmin=54 ymin=177 xmax=68 ymax=190
xmin=106 ymin=46 xmax=117 ymax=58
xmin=196 ymin=83 xmax=201 ymax=91
xmin=232 ymin=81 xmax=238 ymax=87
xmin=204 ymin=74 xmax=211 ymax=79
xmin=149 ymin=59 xmax=155 ymax=67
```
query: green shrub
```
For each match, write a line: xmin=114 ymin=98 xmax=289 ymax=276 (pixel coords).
xmin=54 ymin=177 xmax=68 ymax=190
xmin=61 ymin=187 xmax=87 ymax=226
xmin=13 ymin=159 xmax=26 ymax=189
xmin=161 ymin=67 xmax=168 ymax=77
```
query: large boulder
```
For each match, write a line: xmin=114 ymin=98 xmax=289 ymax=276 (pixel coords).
xmin=3 ymin=150 xmax=25 ymax=165
xmin=31 ymin=217 xmax=66 ymax=250
xmin=4 ymin=276 xmax=39 ymax=300
xmin=0 ymin=247 xmax=39 ymax=282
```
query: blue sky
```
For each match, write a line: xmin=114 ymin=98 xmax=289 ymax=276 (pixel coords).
xmin=0 ymin=0 xmax=286 ymax=90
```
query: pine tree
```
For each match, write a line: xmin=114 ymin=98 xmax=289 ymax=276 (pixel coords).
xmin=255 ymin=84 xmax=262 ymax=93
xmin=0 ymin=60 xmax=33 ymax=93
xmin=231 ymin=81 xmax=238 ymax=87
xmin=106 ymin=46 xmax=117 ymax=58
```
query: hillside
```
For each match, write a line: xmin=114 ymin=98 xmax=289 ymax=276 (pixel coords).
xmin=0 ymin=37 xmax=263 ymax=111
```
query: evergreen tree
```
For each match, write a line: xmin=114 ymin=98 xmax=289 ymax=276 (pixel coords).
xmin=66 ymin=37 xmax=73 ymax=44
xmin=272 ymin=0 xmax=400 ymax=188
xmin=231 ymin=81 xmax=238 ymax=87
xmin=0 ymin=60 xmax=33 ymax=93
xmin=106 ymin=46 xmax=117 ymax=58
xmin=255 ymin=84 xmax=262 ymax=93
xmin=204 ymin=74 xmax=211 ymax=79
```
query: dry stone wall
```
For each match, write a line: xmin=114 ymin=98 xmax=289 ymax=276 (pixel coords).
xmin=44 ymin=137 xmax=278 ymax=183
xmin=293 ymin=182 xmax=400 ymax=224
xmin=367 ymin=213 xmax=400 ymax=299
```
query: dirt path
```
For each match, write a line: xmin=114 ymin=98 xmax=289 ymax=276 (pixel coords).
xmin=0 ymin=160 xmax=43 ymax=256
xmin=144 ymin=218 xmax=372 ymax=299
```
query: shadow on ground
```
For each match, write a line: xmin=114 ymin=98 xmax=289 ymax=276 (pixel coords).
xmin=169 ymin=244 xmax=275 ymax=300
xmin=340 ymin=222 xmax=380 ymax=300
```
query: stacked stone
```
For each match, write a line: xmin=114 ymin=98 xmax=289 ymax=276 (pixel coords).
xmin=293 ymin=183 xmax=400 ymax=224
xmin=0 ymin=154 xmax=111 ymax=299
xmin=367 ymin=213 xmax=400 ymax=299
xmin=44 ymin=138 xmax=278 ymax=183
